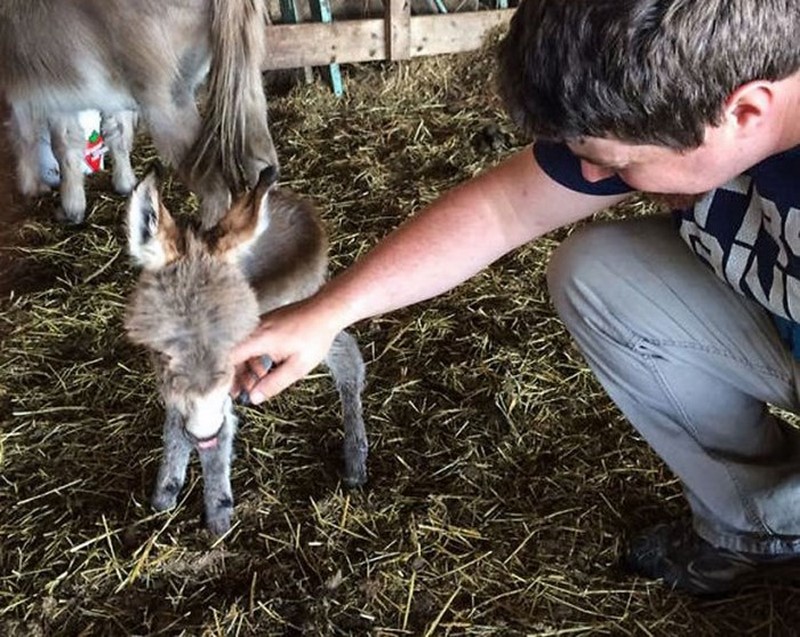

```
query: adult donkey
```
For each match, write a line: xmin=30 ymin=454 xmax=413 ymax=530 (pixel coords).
xmin=0 ymin=0 xmax=277 ymax=225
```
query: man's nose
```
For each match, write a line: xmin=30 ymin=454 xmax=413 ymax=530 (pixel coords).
xmin=580 ymin=160 xmax=615 ymax=183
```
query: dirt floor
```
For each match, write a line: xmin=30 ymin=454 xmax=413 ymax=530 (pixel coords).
xmin=2 ymin=39 xmax=800 ymax=637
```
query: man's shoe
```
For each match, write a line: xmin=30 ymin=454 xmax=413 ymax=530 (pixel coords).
xmin=621 ymin=523 xmax=800 ymax=595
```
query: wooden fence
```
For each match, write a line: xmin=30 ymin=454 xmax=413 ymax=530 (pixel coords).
xmin=264 ymin=0 xmax=516 ymax=70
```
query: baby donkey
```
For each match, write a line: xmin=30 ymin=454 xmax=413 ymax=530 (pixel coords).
xmin=124 ymin=167 xmax=368 ymax=535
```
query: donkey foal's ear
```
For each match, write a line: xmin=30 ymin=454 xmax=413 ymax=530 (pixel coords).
xmin=210 ymin=165 xmax=278 ymax=263
xmin=127 ymin=172 xmax=180 ymax=270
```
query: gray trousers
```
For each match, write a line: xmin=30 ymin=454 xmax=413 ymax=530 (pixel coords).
xmin=546 ymin=213 xmax=800 ymax=555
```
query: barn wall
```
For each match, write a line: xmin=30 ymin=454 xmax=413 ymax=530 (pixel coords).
xmin=263 ymin=0 xmax=515 ymax=70
xmin=266 ymin=0 xmax=480 ymax=22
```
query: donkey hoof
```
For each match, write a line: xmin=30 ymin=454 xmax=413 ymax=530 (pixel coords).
xmin=152 ymin=492 xmax=179 ymax=512
xmin=152 ymin=481 xmax=181 ymax=511
xmin=205 ymin=496 xmax=234 ymax=536
xmin=113 ymin=171 xmax=137 ymax=195
xmin=342 ymin=466 xmax=368 ymax=489
xmin=206 ymin=516 xmax=232 ymax=536
xmin=342 ymin=441 xmax=368 ymax=488
xmin=55 ymin=205 xmax=86 ymax=226
xmin=205 ymin=511 xmax=233 ymax=536
xmin=152 ymin=492 xmax=178 ymax=512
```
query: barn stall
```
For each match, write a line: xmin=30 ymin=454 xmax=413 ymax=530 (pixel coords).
xmin=2 ymin=3 xmax=800 ymax=635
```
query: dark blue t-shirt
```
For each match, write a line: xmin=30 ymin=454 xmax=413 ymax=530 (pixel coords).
xmin=534 ymin=140 xmax=800 ymax=358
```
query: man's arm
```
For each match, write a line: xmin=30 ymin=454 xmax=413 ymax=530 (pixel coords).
xmin=232 ymin=145 xmax=629 ymax=401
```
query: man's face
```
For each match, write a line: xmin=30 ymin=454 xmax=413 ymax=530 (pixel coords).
xmin=566 ymin=126 xmax=758 ymax=195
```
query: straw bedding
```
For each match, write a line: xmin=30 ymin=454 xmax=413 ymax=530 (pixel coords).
xmin=2 ymin=31 xmax=800 ymax=637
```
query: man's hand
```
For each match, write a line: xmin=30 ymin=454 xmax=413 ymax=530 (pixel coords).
xmin=230 ymin=297 xmax=341 ymax=404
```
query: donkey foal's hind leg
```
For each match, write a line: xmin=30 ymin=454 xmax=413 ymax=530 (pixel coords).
xmin=152 ymin=407 xmax=194 ymax=512
xmin=326 ymin=330 xmax=368 ymax=487
xmin=198 ymin=407 xmax=237 ymax=535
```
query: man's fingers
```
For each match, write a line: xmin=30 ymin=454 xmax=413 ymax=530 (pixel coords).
xmin=248 ymin=360 xmax=303 ymax=404
xmin=247 ymin=354 xmax=274 ymax=379
xmin=231 ymin=355 xmax=276 ymax=401
xmin=231 ymin=337 xmax=267 ymax=366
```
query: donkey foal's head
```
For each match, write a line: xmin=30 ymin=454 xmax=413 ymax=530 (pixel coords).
xmin=125 ymin=169 xmax=277 ymax=447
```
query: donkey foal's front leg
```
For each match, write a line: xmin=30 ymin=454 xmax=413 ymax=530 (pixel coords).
xmin=198 ymin=408 xmax=236 ymax=535
xmin=152 ymin=407 xmax=194 ymax=512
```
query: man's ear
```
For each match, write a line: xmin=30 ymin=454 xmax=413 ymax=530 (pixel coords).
xmin=127 ymin=172 xmax=181 ymax=270
xmin=724 ymin=80 xmax=775 ymax=138
xmin=208 ymin=165 xmax=279 ymax=262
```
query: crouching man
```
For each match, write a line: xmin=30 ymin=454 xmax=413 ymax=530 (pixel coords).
xmin=233 ymin=0 xmax=800 ymax=595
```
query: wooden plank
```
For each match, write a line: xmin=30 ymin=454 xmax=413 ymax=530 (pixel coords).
xmin=410 ymin=10 xmax=512 ymax=57
xmin=387 ymin=0 xmax=412 ymax=61
xmin=263 ymin=9 xmax=515 ymax=70
xmin=265 ymin=19 xmax=385 ymax=69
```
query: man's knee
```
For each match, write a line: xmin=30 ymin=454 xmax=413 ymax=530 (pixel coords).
xmin=546 ymin=221 xmax=628 ymax=322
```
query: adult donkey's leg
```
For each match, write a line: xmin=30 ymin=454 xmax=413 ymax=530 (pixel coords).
xmin=326 ymin=330 xmax=368 ymax=487
xmin=8 ymin=105 xmax=51 ymax=198
xmin=49 ymin=113 xmax=88 ymax=224
xmin=198 ymin=403 xmax=236 ymax=535
xmin=140 ymin=94 xmax=198 ymax=174
xmin=152 ymin=406 xmax=194 ymax=512
xmin=102 ymin=110 xmax=138 ymax=195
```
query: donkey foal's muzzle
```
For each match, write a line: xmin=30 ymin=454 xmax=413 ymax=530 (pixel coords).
xmin=183 ymin=424 xmax=223 ymax=451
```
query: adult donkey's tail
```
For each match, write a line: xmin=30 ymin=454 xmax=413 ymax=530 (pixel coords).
xmin=185 ymin=0 xmax=277 ymax=197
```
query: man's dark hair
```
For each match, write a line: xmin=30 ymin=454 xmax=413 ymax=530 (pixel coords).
xmin=498 ymin=0 xmax=800 ymax=149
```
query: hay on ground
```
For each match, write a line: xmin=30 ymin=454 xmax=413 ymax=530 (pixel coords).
xmin=2 ymin=34 xmax=800 ymax=637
